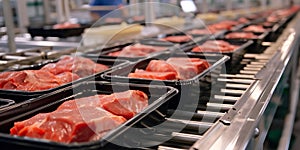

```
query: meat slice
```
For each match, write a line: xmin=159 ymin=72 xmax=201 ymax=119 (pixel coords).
xmin=238 ymin=17 xmax=250 ymax=23
xmin=192 ymin=40 xmax=239 ymax=52
xmin=1 ymin=70 xmax=66 ymax=91
xmin=56 ymin=95 xmax=106 ymax=110
xmin=128 ymin=69 xmax=177 ymax=80
xmin=99 ymin=90 xmax=148 ymax=119
xmin=242 ymin=25 xmax=266 ymax=33
xmin=56 ymin=72 xmax=80 ymax=84
xmin=166 ymin=58 xmax=209 ymax=79
xmin=128 ymin=57 xmax=209 ymax=80
xmin=145 ymin=60 xmax=177 ymax=74
xmin=108 ymin=44 xmax=167 ymax=57
xmin=11 ymin=106 xmax=126 ymax=143
xmin=225 ymin=32 xmax=258 ymax=39
xmin=10 ymin=113 xmax=49 ymax=136
xmin=161 ymin=35 xmax=192 ymax=43
xmin=208 ymin=20 xmax=240 ymax=32
xmin=53 ymin=22 xmax=80 ymax=29
xmin=10 ymin=90 xmax=149 ymax=143
xmin=187 ymin=29 xmax=212 ymax=35
xmin=0 ymin=70 xmax=80 ymax=91
xmin=107 ymin=51 xmax=122 ymax=57
xmin=41 ymin=56 xmax=109 ymax=77
xmin=0 ymin=71 xmax=15 ymax=88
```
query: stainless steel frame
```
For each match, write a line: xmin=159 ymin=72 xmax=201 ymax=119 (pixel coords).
xmin=192 ymin=12 xmax=300 ymax=150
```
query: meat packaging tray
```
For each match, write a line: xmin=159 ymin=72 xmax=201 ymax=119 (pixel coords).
xmin=0 ymin=57 xmax=129 ymax=102
xmin=158 ymin=32 xmax=209 ymax=45
xmin=185 ymin=27 xmax=228 ymax=38
xmin=82 ymin=39 xmax=175 ymax=61
xmin=102 ymin=52 xmax=229 ymax=87
xmin=27 ymin=24 xmax=90 ymax=38
xmin=182 ymin=39 xmax=253 ymax=71
xmin=0 ymin=98 xmax=15 ymax=109
xmin=0 ymin=81 xmax=178 ymax=149
xmin=218 ymin=30 xmax=270 ymax=46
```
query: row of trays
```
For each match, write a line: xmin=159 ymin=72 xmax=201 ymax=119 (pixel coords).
xmin=0 ymin=8 xmax=297 ymax=149
xmin=0 ymin=10 xmax=290 ymax=116
xmin=0 ymin=51 xmax=228 ymax=149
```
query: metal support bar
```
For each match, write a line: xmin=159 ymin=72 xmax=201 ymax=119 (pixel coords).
xmin=56 ymin=0 xmax=65 ymax=23
xmin=277 ymin=49 xmax=300 ymax=150
xmin=63 ymin=0 xmax=70 ymax=22
xmin=129 ymin=0 xmax=139 ymax=16
xmin=226 ymin=0 xmax=232 ymax=11
xmin=2 ymin=0 xmax=16 ymax=53
xmin=16 ymin=0 xmax=29 ymax=33
xmin=244 ymin=0 xmax=250 ymax=10
xmin=43 ymin=0 xmax=52 ymax=24
xmin=145 ymin=1 xmax=155 ymax=26
xmin=202 ymin=0 xmax=208 ymax=13
xmin=260 ymin=0 xmax=267 ymax=9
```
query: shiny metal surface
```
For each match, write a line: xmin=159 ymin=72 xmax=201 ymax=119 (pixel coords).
xmin=191 ymin=11 xmax=300 ymax=150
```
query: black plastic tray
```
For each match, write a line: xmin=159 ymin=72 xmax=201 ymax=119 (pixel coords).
xmin=183 ymin=39 xmax=253 ymax=67
xmin=158 ymin=32 xmax=209 ymax=45
xmin=103 ymin=52 xmax=229 ymax=87
xmin=238 ymin=24 xmax=271 ymax=34
xmin=0 ymin=57 xmax=129 ymax=102
xmin=28 ymin=24 xmax=90 ymax=38
xmin=0 ymin=81 xmax=178 ymax=149
xmin=219 ymin=30 xmax=270 ymax=46
xmin=0 ymin=98 xmax=15 ymax=109
xmin=82 ymin=39 xmax=175 ymax=61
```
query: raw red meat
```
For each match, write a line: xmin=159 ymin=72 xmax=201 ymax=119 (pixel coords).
xmin=128 ymin=69 xmax=177 ymax=80
xmin=128 ymin=57 xmax=210 ymax=80
xmin=56 ymin=72 xmax=81 ymax=84
xmin=108 ymin=44 xmax=167 ymax=57
xmin=132 ymin=16 xmax=145 ymax=21
xmin=42 ymin=56 xmax=109 ymax=77
xmin=56 ymin=95 xmax=106 ymax=110
xmin=238 ymin=17 xmax=250 ymax=24
xmin=0 ymin=56 xmax=107 ymax=91
xmin=0 ymin=72 xmax=14 ymax=87
xmin=166 ymin=58 xmax=209 ymax=79
xmin=208 ymin=20 xmax=239 ymax=31
xmin=161 ymin=35 xmax=192 ymax=43
xmin=225 ymin=32 xmax=258 ymax=39
xmin=0 ymin=70 xmax=80 ymax=91
xmin=243 ymin=25 xmax=266 ymax=33
xmin=262 ymin=22 xmax=273 ymax=27
xmin=99 ymin=90 xmax=148 ymax=119
xmin=145 ymin=60 xmax=177 ymax=74
xmin=10 ymin=90 xmax=149 ymax=143
xmin=53 ymin=22 xmax=80 ymax=29
xmin=11 ymin=106 xmax=126 ymax=143
xmin=192 ymin=40 xmax=239 ymax=52
xmin=107 ymin=51 xmax=122 ymax=57
xmin=104 ymin=18 xmax=123 ymax=23
xmin=267 ymin=16 xmax=279 ymax=22
xmin=10 ymin=113 xmax=49 ymax=136
xmin=187 ymin=29 xmax=212 ymax=35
